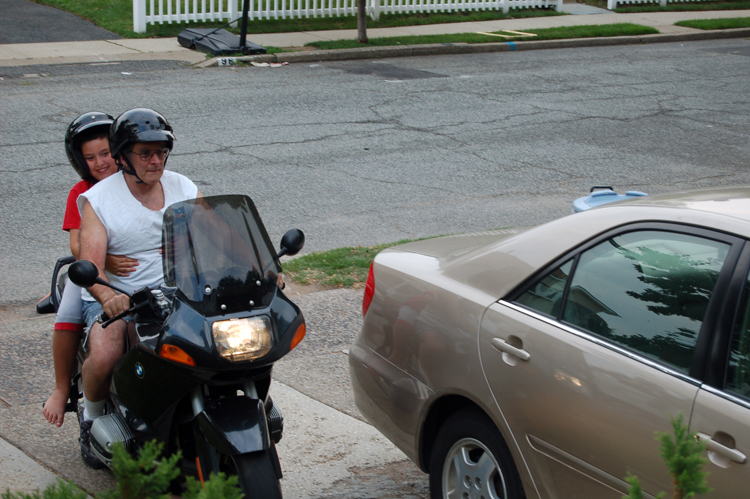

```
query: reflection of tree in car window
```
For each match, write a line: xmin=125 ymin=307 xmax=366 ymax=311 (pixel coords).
xmin=563 ymin=231 xmax=728 ymax=372
xmin=621 ymin=245 xmax=719 ymax=323
xmin=727 ymin=275 xmax=750 ymax=398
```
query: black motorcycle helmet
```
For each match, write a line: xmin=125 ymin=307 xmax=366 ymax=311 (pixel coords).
xmin=110 ymin=108 xmax=175 ymax=183
xmin=64 ymin=112 xmax=115 ymax=180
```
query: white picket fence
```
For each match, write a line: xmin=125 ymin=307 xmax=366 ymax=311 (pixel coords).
xmin=607 ymin=0 xmax=708 ymax=9
xmin=132 ymin=0 xmax=561 ymax=32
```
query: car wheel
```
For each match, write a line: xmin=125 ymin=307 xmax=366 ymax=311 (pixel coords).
xmin=429 ymin=409 xmax=525 ymax=499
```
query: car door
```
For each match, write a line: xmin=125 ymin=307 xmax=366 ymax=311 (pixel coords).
xmin=689 ymin=243 xmax=750 ymax=497
xmin=478 ymin=224 xmax=742 ymax=499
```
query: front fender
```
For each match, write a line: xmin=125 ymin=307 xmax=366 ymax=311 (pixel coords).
xmin=195 ymin=397 xmax=270 ymax=455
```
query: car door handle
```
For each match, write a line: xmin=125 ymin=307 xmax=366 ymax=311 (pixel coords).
xmin=491 ymin=338 xmax=530 ymax=361
xmin=696 ymin=433 xmax=747 ymax=464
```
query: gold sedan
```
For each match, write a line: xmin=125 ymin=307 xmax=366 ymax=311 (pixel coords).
xmin=350 ymin=187 xmax=750 ymax=499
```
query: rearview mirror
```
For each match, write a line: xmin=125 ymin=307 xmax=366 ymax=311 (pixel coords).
xmin=68 ymin=260 xmax=100 ymax=288
xmin=278 ymin=229 xmax=305 ymax=258
xmin=68 ymin=260 xmax=133 ymax=296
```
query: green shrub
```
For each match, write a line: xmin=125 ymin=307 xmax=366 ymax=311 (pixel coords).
xmin=2 ymin=480 xmax=87 ymax=499
xmin=623 ymin=413 xmax=711 ymax=499
xmin=2 ymin=441 xmax=244 ymax=499
xmin=185 ymin=473 xmax=244 ymax=499
xmin=99 ymin=441 xmax=180 ymax=499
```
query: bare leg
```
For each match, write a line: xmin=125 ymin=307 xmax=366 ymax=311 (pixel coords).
xmin=81 ymin=319 xmax=126 ymax=405
xmin=43 ymin=329 xmax=80 ymax=427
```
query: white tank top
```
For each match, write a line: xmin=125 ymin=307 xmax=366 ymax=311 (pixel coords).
xmin=78 ymin=170 xmax=198 ymax=300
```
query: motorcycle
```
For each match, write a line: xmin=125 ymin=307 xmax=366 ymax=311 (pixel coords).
xmin=39 ymin=194 xmax=305 ymax=497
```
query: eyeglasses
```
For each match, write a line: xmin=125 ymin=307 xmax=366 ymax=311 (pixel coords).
xmin=131 ymin=147 xmax=170 ymax=162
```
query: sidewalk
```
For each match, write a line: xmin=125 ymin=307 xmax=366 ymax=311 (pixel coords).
xmin=0 ymin=318 xmax=408 ymax=497
xmin=0 ymin=436 xmax=61 ymax=495
xmin=0 ymin=288 xmax=411 ymax=498
xmin=0 ymin=9 xmax=748 ymax=67
xmin=0 ymin=380 xmax=408 ymax=497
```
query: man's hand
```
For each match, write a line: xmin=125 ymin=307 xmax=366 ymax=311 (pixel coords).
xmin=105 ymin=254 xmax=139 ymax=277
xmin=102 ymin=293 xmax=131 ymax=320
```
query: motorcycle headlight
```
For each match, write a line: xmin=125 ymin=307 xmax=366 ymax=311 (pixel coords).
xmin=212 ymin=316 xmax=272 ymax=362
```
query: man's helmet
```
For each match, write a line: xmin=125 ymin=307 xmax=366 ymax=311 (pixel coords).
xmin=64 ymin=112 xmax=115 ymax=180
xmin=110 ymin=108 xmax=175 ymax=159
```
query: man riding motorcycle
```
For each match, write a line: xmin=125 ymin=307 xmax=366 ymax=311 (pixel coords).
xmin=76 ymin=108 xmax=200 ymax=468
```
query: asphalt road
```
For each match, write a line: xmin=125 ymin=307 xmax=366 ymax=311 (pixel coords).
xmin=0 ymin=0 xmax=120 ymax=44
xmin=2 ymin=38 xmax=750 ymax=306
xmin=0 ymin=39 xmax=749 ymax=497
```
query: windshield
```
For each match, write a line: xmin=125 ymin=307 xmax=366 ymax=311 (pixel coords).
xmin=162 ymin=195 xmax=281 ymax=315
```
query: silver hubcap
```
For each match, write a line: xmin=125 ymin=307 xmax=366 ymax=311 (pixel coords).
xmin=442 ymin=437 xmax=507 ymax=499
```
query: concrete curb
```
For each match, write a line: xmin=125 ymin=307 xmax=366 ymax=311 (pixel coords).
xmin=197 ymin=27 xmax=750 ymax=66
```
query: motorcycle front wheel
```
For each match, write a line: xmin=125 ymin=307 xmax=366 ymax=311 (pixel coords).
xmin=221 ymin=451 xmax=282 ymax=499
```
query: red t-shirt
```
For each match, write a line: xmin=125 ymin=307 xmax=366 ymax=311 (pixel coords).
xmin=62 ymin=179 xmax=95 ymax=232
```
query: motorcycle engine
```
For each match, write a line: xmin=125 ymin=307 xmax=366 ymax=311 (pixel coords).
xmin=90 ymin=414 xmax=136 ymax=467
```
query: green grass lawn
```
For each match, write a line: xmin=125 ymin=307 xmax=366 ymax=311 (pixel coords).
xmin=29 ymin=0 xmax=749 ymax=40
xmin=579 ymin=0 xmax=750 ymax=11
xmin=283 ymin=240 xmax=415 ymax=288
xmin=611 ymin=0 xmax=750 ymax=13
xmin=30 ymin=0 xmax=563 ymax=38
xmin=675 ymin=16 xmax=750 ymax=28
xmin=305 ymin=23 xmax=659 ymax=49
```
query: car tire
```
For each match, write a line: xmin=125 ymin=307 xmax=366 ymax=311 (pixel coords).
xmin=429 ymin=408 xmax=525 ymax=499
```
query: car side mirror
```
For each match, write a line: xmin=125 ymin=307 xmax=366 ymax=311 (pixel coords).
xmin=278 ymin=229 xmax=304 ymax=258
xmin=68 ymin=260 xmax=101 ymax=288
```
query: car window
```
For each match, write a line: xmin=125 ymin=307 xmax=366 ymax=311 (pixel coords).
xmin=727 ymin=272 xmax=750 ymax=399
xmin=515 ymin=259 xmax=573 ymax=317
xmin=516 ymin=230 xmax=730 ymax=372
xmin=564 ymin=231 xmax=728 ymax=371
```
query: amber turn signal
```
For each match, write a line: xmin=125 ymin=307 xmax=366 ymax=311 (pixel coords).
xmin=158 ymin=344 xmax=196 ymax=366
xmin=290 ymin=323 xmax=306 ymax=351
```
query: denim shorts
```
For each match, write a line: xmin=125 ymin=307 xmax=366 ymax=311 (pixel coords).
xmin=81 ymin=300 xmax=104 ymax=329
xmin=82 ymin=299 xmax=132 ymax=328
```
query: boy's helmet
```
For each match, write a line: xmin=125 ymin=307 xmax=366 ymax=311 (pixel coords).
xmin=65 ymin=112 xmax=115 ymax=180
xmin=110 ymin=108 xmax=175 ymax=160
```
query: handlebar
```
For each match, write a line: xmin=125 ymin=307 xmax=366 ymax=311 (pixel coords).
xmin=95 ymin=287 xmax=171 ymax=329
xmin=97 ymin=309 xmax=132 ymax=329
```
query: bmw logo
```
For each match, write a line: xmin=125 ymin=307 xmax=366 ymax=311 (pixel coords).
xmin=135 ymin=362 xmax=144 ymax=378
